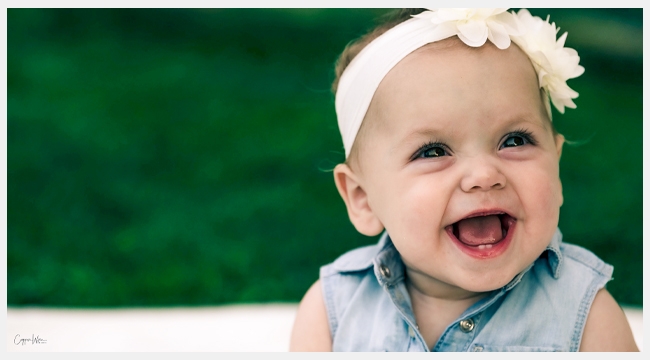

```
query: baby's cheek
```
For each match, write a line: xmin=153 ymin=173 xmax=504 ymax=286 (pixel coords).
xmin=545 ymin=165 xmax=564 ymax=210
xmin=393 ymin=182 xmax=446 ymax=241
xmin=531 ymin=173 xmax=563 ymax=224
xmin=405 ymin=180 xmax=447 ymax=215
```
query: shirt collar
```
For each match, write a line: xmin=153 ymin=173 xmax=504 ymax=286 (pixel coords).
xmin=543 ymin=227 xmax=564 ymax=279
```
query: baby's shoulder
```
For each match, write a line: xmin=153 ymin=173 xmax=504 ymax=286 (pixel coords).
xmin=525 ymin=240 xmax=613 ymax=298
xmin=319 ymin=242 xmax=380 ymax=277
xmin=318 ymin=238 xmax=400 ymax=348
xmin=559 ymin=242 xmax=613 ymax=278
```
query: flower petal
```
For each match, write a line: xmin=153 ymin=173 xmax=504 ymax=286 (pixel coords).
xmin=457 ymin=20 xmax=489 ymax=46
xmin=490 ymin=8 xmax=509 ymax=16
xmin=537 ymin=68 xmax=549 ymax=88
xmin=493 ymin=11 xmax=522 ymax=35
xmin=515 ymin=9 xmax=535 ymax=24
xmin=436 ymin=8 xmax=468 ymax=22
xmin=564 ymin=98 xmax=577 ymax=108
xmin=487 ymin=21 xmax=511 ymax=49
xmin=556 ymin=31 xmax=568 ymax=48
xmin=570 ymin=64 xmax=585 ymax=78
xmin=550 ymin=94 xmax=567 ymax=113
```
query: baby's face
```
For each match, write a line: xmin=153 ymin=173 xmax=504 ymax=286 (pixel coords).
xmin=355 ymin=40 xmax=564 ymax=294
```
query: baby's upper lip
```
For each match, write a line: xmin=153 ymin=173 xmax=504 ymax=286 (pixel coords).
xmin=447 ymin=208 xmax=515 ymax=226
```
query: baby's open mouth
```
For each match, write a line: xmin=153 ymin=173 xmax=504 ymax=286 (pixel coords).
xmin=448 ymin=213 xmax=516 ymax=249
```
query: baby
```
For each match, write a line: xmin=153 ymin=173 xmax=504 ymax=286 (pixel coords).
xmin=290 ymin=9 xmax=638 ymax=352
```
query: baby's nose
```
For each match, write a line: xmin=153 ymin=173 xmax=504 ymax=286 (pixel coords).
xmin=460 ymin=157 xmax=506 ymax=192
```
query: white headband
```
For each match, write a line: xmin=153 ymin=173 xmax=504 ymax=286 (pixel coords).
xmin=334 ymin=8 xmax=585 ymax=158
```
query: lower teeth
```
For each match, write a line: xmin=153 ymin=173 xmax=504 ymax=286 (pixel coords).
xmin=478 ymin=244 xmax=493 ymax=250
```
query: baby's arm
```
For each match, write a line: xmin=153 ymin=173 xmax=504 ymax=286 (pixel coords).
xmin=579 ymin=288 xmax=638 ymax=351
xmin=289 ymin=280 xmax=332 ymax=351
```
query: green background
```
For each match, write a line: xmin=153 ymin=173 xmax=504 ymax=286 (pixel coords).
xmin=7 ymin=9 xmax=642 ymax=307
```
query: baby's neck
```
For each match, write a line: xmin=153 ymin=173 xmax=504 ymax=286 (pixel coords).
xmin=406 ymin=272 xmax=489 ymax=349
xmin=405 ymin=267 xmax=488 ymax=301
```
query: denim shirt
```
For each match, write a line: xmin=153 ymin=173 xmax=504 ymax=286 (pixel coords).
xmin=320 ymin=228 xmax=613 ymax=352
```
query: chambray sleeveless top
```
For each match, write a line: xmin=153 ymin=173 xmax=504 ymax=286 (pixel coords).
xmin=320 ymin=228 xmax=613 ymax=352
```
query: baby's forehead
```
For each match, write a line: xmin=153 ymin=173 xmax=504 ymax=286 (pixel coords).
xmin=399 ymin=37 xmax=533 ymax=78
xmin=374 ymin=42 xmax=538 ymax=106
xmin=359 ymin=46 xmax=550 ymax=144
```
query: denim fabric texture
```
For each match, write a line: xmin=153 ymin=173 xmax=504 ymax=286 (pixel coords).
xmin=320 ymin=228 xmax=613 ymax=352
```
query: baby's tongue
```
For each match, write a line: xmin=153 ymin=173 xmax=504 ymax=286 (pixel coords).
xmin=456 ymin=215 xmax=503 ymax=246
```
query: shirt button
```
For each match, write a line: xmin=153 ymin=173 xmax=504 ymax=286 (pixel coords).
xmin=473 ymin=345 xmax=483 ymax=352
xmin=408 ymin=326 xmax=415 ymax=338
xmin=379 ymin=264 xmax=391 ymax=278
xmin=459 ymin=318 xmax=475 ymax=332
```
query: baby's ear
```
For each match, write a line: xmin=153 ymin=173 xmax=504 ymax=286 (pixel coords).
xmin=555 ymin=133 xmax=565 ymax=160
xmin=333 ymin=164 xmax=384 ymax=236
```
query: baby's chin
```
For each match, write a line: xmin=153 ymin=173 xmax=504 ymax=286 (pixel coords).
xmin=448 ymin=263 xmax=530 ymax=294
xmin=454 ymin=277 xmax=515 ymax=294
xmin=405 ymin=262 xmax=525 ymax=298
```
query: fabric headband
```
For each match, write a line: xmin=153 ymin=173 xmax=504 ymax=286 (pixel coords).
xmin=334 ymin=9 xmax=585 ymax=158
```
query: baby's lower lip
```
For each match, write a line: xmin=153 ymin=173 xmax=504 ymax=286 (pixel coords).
xmin=445 ymin=217 xmax=516 ymax=259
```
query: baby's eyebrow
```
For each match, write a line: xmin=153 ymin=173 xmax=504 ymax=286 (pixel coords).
xmin=390 ymin=127 xmax=444 ymax=153
xmin=394 ymin=116 xmax=548 ymax=147
xmin=503 ymin=116 xmax=552 ymax=132
xmin=402 ymin=127 xmax=442 ymax=140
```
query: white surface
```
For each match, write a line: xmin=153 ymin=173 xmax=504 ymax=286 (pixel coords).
xmin=6 ymin=304 xmax=643 ymax=352
xmin=7 ymin=304 xmax=297 ymax=352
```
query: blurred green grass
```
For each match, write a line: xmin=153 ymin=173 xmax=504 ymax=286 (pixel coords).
xmin=7 ymin=9 xmax=642 ymax=307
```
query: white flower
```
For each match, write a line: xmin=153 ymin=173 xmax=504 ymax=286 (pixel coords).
xmin=413 ymin=8 xmax=522 ymax=49
xmin=510 ymin=9 xmax=585 ymax=113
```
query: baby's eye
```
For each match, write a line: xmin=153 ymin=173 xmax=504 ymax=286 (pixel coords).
xmin=500 ymin=131 xmax=535 ymax=149
xmin=416 ymin=144 xmax=448 ymax=159
xmin=502 ymin=135 xmax=527 ymax=147
xmin=423 ymin=146 xmax=446 ymax=157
